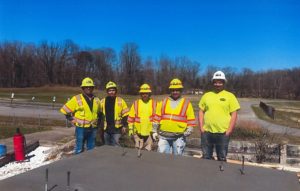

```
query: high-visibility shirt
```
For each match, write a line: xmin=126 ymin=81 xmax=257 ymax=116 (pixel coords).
xmin=60 ymin=94 xmax=101 ymax=128
xmin=198 ymin=90 xmax=240 ymax=133
xmin=154 ymin=97 xmax=196 ymax=133
xmin=100 ymin=97 xmax=129 ymax=129
xmin=128 ymin=99 xmax=157 ymax=136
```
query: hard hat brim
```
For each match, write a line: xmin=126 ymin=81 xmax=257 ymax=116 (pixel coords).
xmin=81 ymin=85 xmax=95 ymax=87
xmin=169 ymin=85 xmax=183 ymax=89
xmin=139 ymin=90 xmax=152 ymax=93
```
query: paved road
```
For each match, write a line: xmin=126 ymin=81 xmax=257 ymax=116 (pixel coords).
xmin=0 ymin=101 xmax=64 ymax=120
xmin=238 ymin=99 xmax=300 ymax=137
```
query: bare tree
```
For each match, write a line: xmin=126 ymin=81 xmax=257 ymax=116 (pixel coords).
xmin=119 ymin=43 xmax=142 ymax=94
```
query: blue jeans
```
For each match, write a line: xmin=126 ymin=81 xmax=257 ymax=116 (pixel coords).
xmin=201 ymin=132 xmax=229 ymax=161
xmin=75 ymin=127 xmax=97 ymax=154
xmin=104 ymin=132 xmax=121 ymax=146
xmin=158 ymin=136 xmax=186 ymax=155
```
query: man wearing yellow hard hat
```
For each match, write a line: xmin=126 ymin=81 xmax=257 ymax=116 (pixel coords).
xmin=60 ymin=77 xmax=102 ymax=154
xmin=128 ymin=84 xmax=157 ymax=151
xmin=153 ymin=78 xmax=196 ymax=155
xmin=99 ymin=81 xmax=129 ymax=146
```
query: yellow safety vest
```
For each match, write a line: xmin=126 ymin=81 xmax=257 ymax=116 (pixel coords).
xmin=154 ymin=97 xmax=196 ymax=133
xmin=60 ymin=94 xmax=101 ymax=128
xmin=100 ymin=97 xmax=129 ymax=129
xmin=128 ymin=99 xmax=157 ymax=136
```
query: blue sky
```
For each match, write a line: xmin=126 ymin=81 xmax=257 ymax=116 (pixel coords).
xmin=0 ymin=0 xmax=299 ymax=71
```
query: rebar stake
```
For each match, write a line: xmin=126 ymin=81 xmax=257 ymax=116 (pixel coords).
xmin=137 ymin=141 xmax=142 ymax=158
xmin=219 ymin=161 xmax=224 ymax=172
xmin=137 ymin=148 xmax=142 ymax=158
xmin=45 ymin=168 xmax=48 ymax=191
xmin=240 ymin=155 xmax=245 ymax=175
xmin=121 ymin=143 xmax=127 ymax=156
xmin=67 ymin=171 xmax=71 ymax=191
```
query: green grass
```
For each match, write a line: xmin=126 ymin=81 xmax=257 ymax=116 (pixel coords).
xmin=0 ymin=86 xmax=91 ymax=104
xmin=268 ymin=101 xmax=300 ymax=108
xmin=0 ymin=87 xmax=203 ymax=111
xmin=0 ymin=126 xmax=52 ymax=139
xmin=0 ymin=115 xmax=66 ymax=139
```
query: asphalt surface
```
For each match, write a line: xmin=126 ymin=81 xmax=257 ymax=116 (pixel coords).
xmin=238 ymin=99 xmax=300 ymax=137
xmin=0 ymin=146 xmax=298 ymax=191
xmin=0 ymin=101 xmax=63 ymax=120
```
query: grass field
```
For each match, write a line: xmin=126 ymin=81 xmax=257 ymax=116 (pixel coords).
xmin=0 ymin=114 xmax=67 ymax=139
xmin=0 ymin=86 xmax=203 ymax=105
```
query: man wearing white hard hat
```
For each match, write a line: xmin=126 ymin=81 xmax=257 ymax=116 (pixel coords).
xmin=198 ymin=71 xmax=240 ymax=161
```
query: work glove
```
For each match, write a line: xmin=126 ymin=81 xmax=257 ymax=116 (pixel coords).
xmin=152 ymin=132 xmax=158 ymax=141
xmin=121 ymin=127 xmax=127 ymax=135
xmin=184 ymin=127 xmax=194 ymax=137
xmin=128 ymin=128 xmax=134 ymax=136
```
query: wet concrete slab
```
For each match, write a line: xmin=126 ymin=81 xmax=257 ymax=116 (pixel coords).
xmin=0 ymin=146 xmax=299 ymax=191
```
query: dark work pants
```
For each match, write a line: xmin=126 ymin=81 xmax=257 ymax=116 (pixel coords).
xmin=201 ymin=132 xmax=229 ymax=161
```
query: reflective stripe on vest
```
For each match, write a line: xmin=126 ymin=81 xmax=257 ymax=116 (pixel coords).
xmin=75 ymin=95 xmax=83 ymax=107
xmin=62 ymin=105 xmax=73 ymax=113
xmin=187 ymin=119 xmax=197 ymax=126
xmin=133 ymin=99 xmax=156 ymax=123
xmin=118 ymin=97 xmax=129 ymax=115
xmin=74 ymin=94 xmax=96 ymax=127
xmin=161 ymin=98 xmax=189 ymax=122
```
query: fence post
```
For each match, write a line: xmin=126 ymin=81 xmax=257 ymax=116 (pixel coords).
xmin=280 ymin=142 xmax=287 ymax=165
xmin=38 ymin=114 xmax=41 ymax=127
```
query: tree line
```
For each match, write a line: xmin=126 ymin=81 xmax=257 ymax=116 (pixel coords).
xmin=0 ymin=40 xmax=299 ymax=99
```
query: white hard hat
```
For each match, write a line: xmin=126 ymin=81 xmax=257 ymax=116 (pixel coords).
xmin=212 ymin=71 xmax=227 ymax=82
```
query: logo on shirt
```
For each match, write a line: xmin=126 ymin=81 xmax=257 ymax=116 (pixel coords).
xmin=220 ymin=98 xmax=226 ymax=101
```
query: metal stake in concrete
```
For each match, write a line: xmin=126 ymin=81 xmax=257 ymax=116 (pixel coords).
xmin=240 ymin=155 xmax=245 ymax=175
xmin=219 ymin=161 xmax=224 ymax=172
xmin=137 ymin=141 xmax=142 ymax=158
xmin=119 ymin=140 xmax=127 ymax=157
xmin=45 ymin=168 xmax=48 ymax=191
xmin=67 ymin=171 xmax=71 ymax=191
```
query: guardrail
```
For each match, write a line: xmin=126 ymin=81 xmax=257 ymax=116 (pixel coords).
xmin=259 ymin=101 xmax=275 ymax=119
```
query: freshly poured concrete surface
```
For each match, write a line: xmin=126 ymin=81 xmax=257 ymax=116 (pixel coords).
xmin=0 ymin=146 xmax=299 ymax=191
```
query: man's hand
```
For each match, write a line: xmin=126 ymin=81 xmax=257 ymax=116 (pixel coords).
xmin=225 ymin=129 xmax=233 ymax=136
xmin=70 ymin=119 xmax=76 ymax=125
xmin=199 ymin=127 xmax=205 ymax=134
xmin=128 ymin=129 xmax=134 ymax=136
xmin=152 ymin=132 xmax=158 ymax=141
xmin=184 ymin=127 xmax=193 ymax=137
xmin=121 ymin=127 xmax=127 ymax=135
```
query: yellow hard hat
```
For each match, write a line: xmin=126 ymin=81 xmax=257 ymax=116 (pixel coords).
xmin=169 ymin=78 xmax=183 ymax=89
xmin=81 ymin=77 xmax=95 ymax=87
xmin=106 ymin=81 xmax=117 ymax=89
xmin=139 ymin=84 xmax=152 ymax=93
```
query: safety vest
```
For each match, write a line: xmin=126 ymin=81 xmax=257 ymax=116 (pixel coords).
xmin=128 ymin=99 xmax=157 ymax=136
xmin=60 ymin=94 xmax=101 ymax=128
xmin=100 ymin=97 xmax=129 ymax=129
xmin=154 ymin=97 xmax=196 ymax=133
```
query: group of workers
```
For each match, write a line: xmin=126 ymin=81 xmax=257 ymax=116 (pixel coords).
xmin=60 ymin=70 xmax=240 ymax=161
